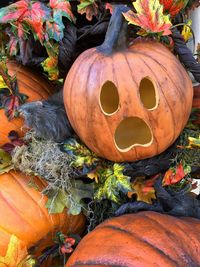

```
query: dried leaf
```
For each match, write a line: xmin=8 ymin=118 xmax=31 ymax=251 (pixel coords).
xmin=0 ymin=235 xmax=35 ymax=267
xmin=78 ymin=0 xmax=98 ymax=21
xmin=123 ymin=0 xmax=172 ymax=36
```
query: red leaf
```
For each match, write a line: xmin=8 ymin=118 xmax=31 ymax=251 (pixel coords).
xmin=163 ymin=163 xmax=188 ymax=186
xmin=160 ymin=0 xmax=188 ymax=16
xmin=105 ymin=3 xmax=113 ymax=14
xmin=49 ymin=0 xmax=75 ymax=22
xmin=0 ymin=0 xmax=50 ymax=42
xmin=3 ymin=95 xmax=20 ymax=120
xmin=123 ymin=0 xmax=172 ymax=36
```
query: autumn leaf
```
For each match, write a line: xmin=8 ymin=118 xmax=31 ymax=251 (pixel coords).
xmin=131 ymin=176 xmax=157 ymax=204
xmin=0 ymin=0 xmax=50 ymax=42
xmin=48 ymin=0 xmax=75 ymax=41
xmin=123 ymin=0 xmax=172 ymax=37
xmin=160 ymin=0 xmax=189 ymax=17
xmin=0 ymin=235 xmax=35 ymax=267
xmin=181 ymin=19 xmax=192 ymax=42
xmin=0 ymin=75 xmax=7 ymax=89
xmin=162 ymin=162 xmax=191 ymax=186
xmin=105 ymin=3 xmax=113 ymax=14
xmin=188 ymin=135 xmax=200 ymax=148
xmin=78 ymin=0 xmax=98 ymax=21
xmin=0 ymin=148 xmax=13 ymax=174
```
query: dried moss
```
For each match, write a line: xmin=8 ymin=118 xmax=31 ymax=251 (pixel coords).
xmin=12 ymin=132 xmax=73 ymax=188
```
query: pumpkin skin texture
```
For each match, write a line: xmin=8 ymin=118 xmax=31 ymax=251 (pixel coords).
xmin=63 ymin=41 xmax=193 ymax=162
xmin=0 ymin=171 xmax=85 ymax=257
xmin=0 ymin=61 xmax=53 ymax=145
xmin=193 ymin=84 xmax=200 ymax=108
xmin=66 ymin=211 xmax=200 ymax=267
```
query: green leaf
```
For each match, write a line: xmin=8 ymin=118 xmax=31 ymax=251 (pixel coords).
xmin=62 ymin=138 xmax=100 ymax=169
xmin=45 ymin=181 xmax=94 ymax=215
xmin=0 ymin=149 xmax=13 ymax=174
xmin=94 ymin=164 xmax=131 ymax=203
xmin=77 ymin=0 xmax=98 ymax=21
xmin=46 ymin=190 xmax=67 ymax=214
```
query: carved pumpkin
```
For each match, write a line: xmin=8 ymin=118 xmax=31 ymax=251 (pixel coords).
xmin=64 ymin=37 xmax=193 ymax=162
xmin=0 ymin=171 xmax=85 ymax=257
xmin=66 ymin=211 xmax=200 ymax=267
xmin=0 ymin=61 xmax=53 ymax=145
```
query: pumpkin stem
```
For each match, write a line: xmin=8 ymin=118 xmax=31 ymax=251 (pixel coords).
xmin=97 ymin=5 xmax=130 ymax=54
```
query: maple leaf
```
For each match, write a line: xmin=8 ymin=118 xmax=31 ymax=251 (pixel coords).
xmin=0 ymin=0 xmax=50 ymax=42
xmin=78 ymin=0 xmax=98 ymax=21
xmin=47 ymin=0 xmax=75 ymax=41
xmin=123 ymin=0 xmax=172 ymax=37
xmin=0 ymin=235 xmax=35 ymax=267
xmin=131 ymin=176 xmax=157 ymax=204
xmin=160 ymin=0 xmax=189 ymax=16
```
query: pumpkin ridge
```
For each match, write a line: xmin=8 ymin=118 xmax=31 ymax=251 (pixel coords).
xmin=10 ymin=172 xmax=53 ymax=228
xmin=19 ymin=80 xmax=46 ymax=100
xmin=0 ymin=190 xmax=36 ymax=234
xmin=136 ymin=53 xmax=176 ymax=143
xmin=111 ymin=54 xmax=138 ymax=160
xmin=85 ymin=54 xmax=110 ymax=158
xmin=123 ymin=53 xmax=159 ymax=156
xmin=134 ymin=50 xmax=188 ymax=132
xmin=99 ymin=224 xmax=177 ymax=265
xmin=141 ymin=213 xmax=197 ymax=265
xmin=69 ymin=50 xmax=97 ymax=136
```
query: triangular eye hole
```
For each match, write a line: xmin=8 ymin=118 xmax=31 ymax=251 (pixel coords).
xmin=139 ymin=77 xmax=158 ymax=110
xmin=100 ymin=81 xmax=119 ymax=115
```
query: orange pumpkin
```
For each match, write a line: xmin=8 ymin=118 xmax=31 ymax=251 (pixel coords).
xmin=63 ymin=5 xmax=193 ymax=162
xmin=0 ymin=171 xmax=85 ymax=257
xmin=66 ymin=211 xmax=200 ymax=267
xmin=193 ymin=84 xmax=200 ymax=108
xmin=63 ymin=40 xmax=193 ymax=162
xmin=0 ymin=61 xmax=53 ymax=145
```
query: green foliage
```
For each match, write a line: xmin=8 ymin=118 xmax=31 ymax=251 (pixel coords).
xmin=45 ymin=180 xmax=94 ymax=215
xmin=94 ymin=164 xmax=131 ymax=203
xmin=0 ymin=148 xmax=13 ymax=174
xmin=62 ymin=138 xmax=100 ymax=170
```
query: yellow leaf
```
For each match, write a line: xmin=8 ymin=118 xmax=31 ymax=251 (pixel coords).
xmin=0 ymin=75 xmax=7 ymax=89
xmin=0 ymin=235 xmax=35 ymax=267
xmin=181 ymin=20 xmax=192 ymax=42
xmin=188 ymin=135 xmax=200 ymax=148
xmin=87 ymin=171 xmax=99 ymax=183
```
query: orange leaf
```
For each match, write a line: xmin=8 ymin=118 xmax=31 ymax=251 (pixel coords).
xmin=123 ymin=0 xmax=172 ymax=36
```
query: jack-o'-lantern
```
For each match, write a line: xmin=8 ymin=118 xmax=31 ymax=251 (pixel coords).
xmin=63 ymin=6 xmax=193 ymax=162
